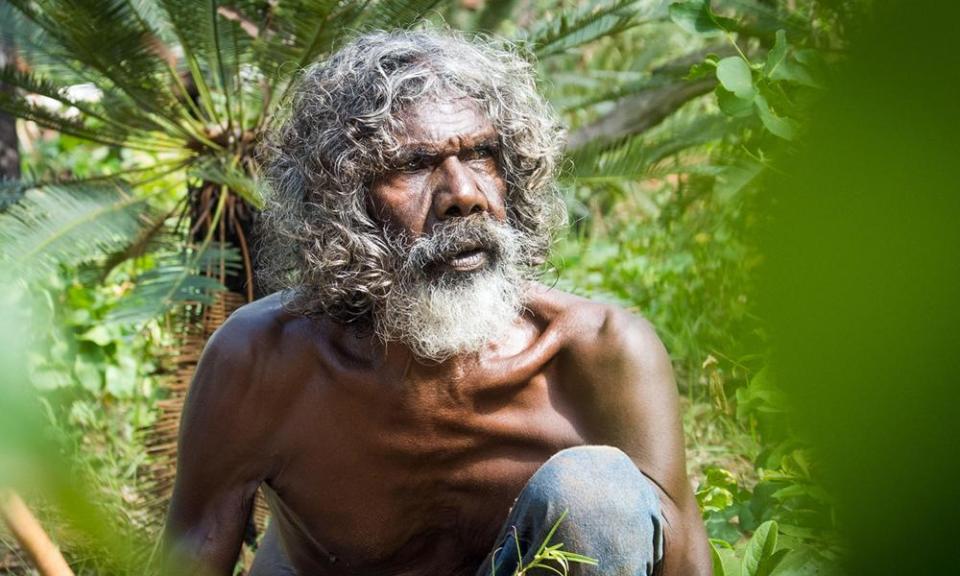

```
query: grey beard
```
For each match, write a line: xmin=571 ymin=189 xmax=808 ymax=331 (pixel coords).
xmin=376 ymin=216 xmax=529 ymax=362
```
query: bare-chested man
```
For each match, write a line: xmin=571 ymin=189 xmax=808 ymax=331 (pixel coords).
xmin=163 ymin=29 xmax=711 ymax=576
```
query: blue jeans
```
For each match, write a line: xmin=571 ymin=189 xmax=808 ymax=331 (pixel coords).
xmin=477 ymin=445 xmax=664 ymax=576
xmin=250 ymin=446 xmax=664 ymax=575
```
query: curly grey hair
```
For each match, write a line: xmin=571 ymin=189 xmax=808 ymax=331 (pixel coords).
xmin=258 ymin=28 xmax=566 ymax=323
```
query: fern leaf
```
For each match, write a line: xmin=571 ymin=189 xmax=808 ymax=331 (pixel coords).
xmin=7 ymin=0 xmax=187 ymax=131
xmin=0 ymin=182 xmax=153 ymax=282
xmin=567 ymin=113 xmax=729 ymax=183
xmin=0 ymin=66 xmax=183 ymax=149
xmin=523 ymin=0 xmax=655 ymax=59
xmin=191 ymin=160 xmax=265 ymax=210
xmin=249 ymin=0 xmax=344 ymax=75
xmin=108 ymin=243 xmax=241 ymax=325
xmin=358 ymin=0 xmax=450 ymax=31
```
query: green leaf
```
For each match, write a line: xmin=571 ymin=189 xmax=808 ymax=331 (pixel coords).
xmin=716 ymin=57 xmax=754 ymax=99
xmin=668 ymin=0 xmax=736 ymax=35
xmin=711 ymin=540 xmax=727 ymax=576
xmin=358 ymin=0 xmax=450 ymax=31
xmin=770 ymin=57 xmax=821 ymax=88
xmin=754 ymin=94 xmax=797 ymax=140
xmin=74 ymin=356 xmax=103 ymax=394
xmin=79 ymin=325 xmax=113 ymax=347
xmin=716 ymin=86 xmax=754 ymax=118
xmin=764 ymin=30 xmax=788 ymax=78
xmin=769 ymin=547 xmax=838 ymax=576
xmin=526 ymin=0 xmax=651 ymax=58
xmin=742 ymin=520 xmax=779 ymax=576
xmin=7 ymin=0 xmax=188 ymax=133
xmin=105 ymin=356 xmax=138 ymax=398
xmin=710 ymin=539 xmax=741 ymax=576
xmin=472 ymin=0 xmax=519 ymax=33
xmin=0 ymin=182 xmax=152 ymax=282
xmin=191 ymin=160 xmax=266 ymax=209
xmin=107 ymin=244 xmax=241 ymax=325
xmin=756 ymin=549 xmax=790 ymax=576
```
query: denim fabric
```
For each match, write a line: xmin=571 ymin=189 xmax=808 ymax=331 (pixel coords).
xmin=475 ymin=445 xmax=664 ymax=576
xmin=249 ymin=445 xmax=664 ymax=576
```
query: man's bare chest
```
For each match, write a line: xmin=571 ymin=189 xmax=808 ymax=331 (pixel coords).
xmin=264 ymin=369 xmax=586 ymax=573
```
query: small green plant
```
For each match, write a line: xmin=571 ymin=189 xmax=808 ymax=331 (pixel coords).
xmin=493 ymin=510 xmax=599 ymax=576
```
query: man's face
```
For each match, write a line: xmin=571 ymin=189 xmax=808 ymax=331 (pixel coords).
xmin=370 ymin=98 xmax=509 ymax=275
xmin=367 ymin=97 xmax=527 ymax=361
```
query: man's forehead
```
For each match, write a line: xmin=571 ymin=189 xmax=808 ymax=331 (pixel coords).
xmin=396 ymin=97 xmax=497 ymax=151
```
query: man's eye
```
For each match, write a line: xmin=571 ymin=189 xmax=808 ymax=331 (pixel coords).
xmin=466 ymin=147 xmax=496 ymax=161
xmin=400 ymin=158 xmax=426 ymax=172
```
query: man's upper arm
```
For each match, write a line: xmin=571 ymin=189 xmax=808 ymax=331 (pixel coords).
xmin=571 ymin=307 xmax=711 ymax=576
xmin=163 ymin=314 xmax=275 ymax=575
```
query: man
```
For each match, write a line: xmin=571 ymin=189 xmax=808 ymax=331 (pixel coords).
xmin=163 ymin=29 xmax=711 ymax=576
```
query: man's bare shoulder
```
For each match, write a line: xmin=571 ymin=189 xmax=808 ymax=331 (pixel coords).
xmin=527 ymin=284 xmax=673 ymax=393
xmin=184 ymin=292 xmax=314 ymax=425
xmin=203 ymin=292 xmax=314 ymax=369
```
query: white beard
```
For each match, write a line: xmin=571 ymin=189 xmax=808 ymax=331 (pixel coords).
xmin=378 ymin=268 xmax=525 ymax=362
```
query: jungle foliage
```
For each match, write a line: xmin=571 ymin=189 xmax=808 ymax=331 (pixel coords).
xmin=0 ymin=0 xmax=859 ymax=574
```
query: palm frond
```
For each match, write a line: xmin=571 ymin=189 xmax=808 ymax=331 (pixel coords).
xmin=248 ymin=0 xmax=343 ymax=74
xmin=7 ymin=0 xmax=191 ymax=137
xmin=0 ymin=66 xmax=185 ymax=150
xmin=108 ymin=242 xmax=241 ymax=325
xmin=358 ymin=0 xmax=450 ymax=31
xmin=191 ymin=160 xmax=265 ymax=210
xmin=567 ymin=113 xmax=730 ymax=183
xmin=0 ymin=181 xmax=154 ymax=282
xmin=523 ymin=0 xmax=656 ymax=59
xmin=471 ymin=0 xmax=520 ymax=34
xmin=156 ymin=0 xmax=227 ymax=128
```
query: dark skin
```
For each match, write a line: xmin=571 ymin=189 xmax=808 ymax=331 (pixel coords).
xmin=163 ymin=99 xmax=711 ymax=575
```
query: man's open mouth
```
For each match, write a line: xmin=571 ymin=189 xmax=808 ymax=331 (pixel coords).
xmin=443 ymin=248 xmax=490 ymax=272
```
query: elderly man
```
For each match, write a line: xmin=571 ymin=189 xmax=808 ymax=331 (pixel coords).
xmin=163 ymin=29 xmax=710 ymax=576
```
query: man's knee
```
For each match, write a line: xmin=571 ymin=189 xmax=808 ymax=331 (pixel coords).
xmin=524 ymin=445 xmax=660 ymax=515
xmin=514 ymin=445 xmax=664 ymax=573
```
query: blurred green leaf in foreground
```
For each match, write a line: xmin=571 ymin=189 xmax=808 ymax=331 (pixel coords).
xmin=761 ymin=0 xmax=960 ymax=574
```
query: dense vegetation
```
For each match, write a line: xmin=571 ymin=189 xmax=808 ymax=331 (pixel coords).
xmin=0 ymin=1 xmax=859 ymax=574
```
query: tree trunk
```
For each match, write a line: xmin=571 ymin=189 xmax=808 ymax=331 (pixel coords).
xmin=565 ymin=46 xmax=735 ymax=152
xmin=0 ymin=1 xmax=20 ymax=181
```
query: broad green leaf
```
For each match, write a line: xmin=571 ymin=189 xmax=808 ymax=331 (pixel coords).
xmin=754 ymin=94 xmax=797 ymax=140
xmin=79 ymin=325 xmax=113 ymax=346
xmin=710 ymin=539 xmax=742 ymax=576
xmin=769 ymin=547 xmax=838 ymax=576
xmin=742 ymin=520 xmax=779 ymax=576
xmin=192 ymin=161 xmax=266 ymax=209
xmin=105 ymin=357 xmax=138 ymax=398
xmin=770 ymin=57 xmax=821 ymax=88
xmin=711 ymin=540 xmax=727 ymax=576
xmin=668 ymin=0 xmax=735 ymax=35
xmin=716 ymin=57 xmax=754 ymax=99
xmin=716 ymin=86 xmax=754 ymax=118
xmin=764 ymin=30 xmax=789 ymax=78
xmin=756 ymin=549 xmax=790 ymax=576
xmin=74 ymin=356 xmax=103 ymax=394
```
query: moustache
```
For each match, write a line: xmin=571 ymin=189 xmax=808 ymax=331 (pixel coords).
xmin=402 ymin=216 xmax=519 ymax=274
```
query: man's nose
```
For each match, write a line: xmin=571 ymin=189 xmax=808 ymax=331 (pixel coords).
xmin=432 ymin=156 xmax=488 ymax=219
